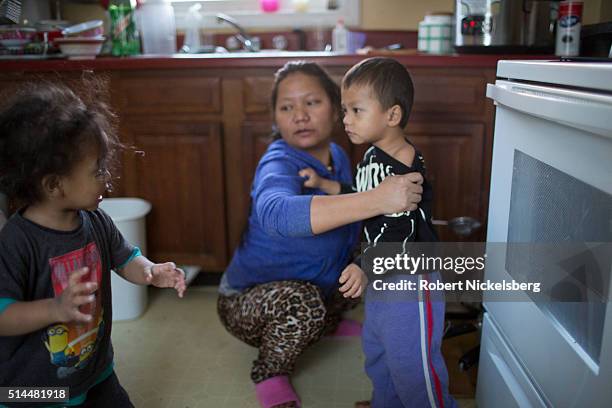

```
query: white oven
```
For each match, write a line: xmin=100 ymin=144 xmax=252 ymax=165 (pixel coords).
xmin=477 ymin=60 xmax=612 ymax=407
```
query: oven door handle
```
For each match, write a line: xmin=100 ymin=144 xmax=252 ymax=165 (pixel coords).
xmin=486 ymin=81 xmax=612 ymax=139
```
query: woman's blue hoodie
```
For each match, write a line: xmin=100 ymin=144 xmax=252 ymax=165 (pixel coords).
xmin=223 ymin=139 xmax=360 ymax=297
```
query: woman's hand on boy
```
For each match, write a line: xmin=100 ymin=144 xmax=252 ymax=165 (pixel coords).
xmin=145 ymin=262 xmax=187 ymax=298
xmin=374 ymin=172 xmax=423 ymax=214
xmin=53 ymin=267 xmax=98 ymax=323
xmin=339 ymin=263 xmax=368 ymax=298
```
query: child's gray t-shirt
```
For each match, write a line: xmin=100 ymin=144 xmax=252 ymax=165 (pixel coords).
xmin=0 ymin=209 xmax=134 ymax=401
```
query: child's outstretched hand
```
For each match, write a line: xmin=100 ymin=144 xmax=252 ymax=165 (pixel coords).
xmin=145 ymin=262 xmax=187 ymax=298
xmin=54 ymin=267 xmax=98 ymax=323
xmin=299 ymin=167 xmax=323 ymax=189
xmin=339 ymin=263 xmax=368 ymax=298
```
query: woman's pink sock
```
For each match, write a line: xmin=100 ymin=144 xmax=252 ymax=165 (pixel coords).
xmin=255 ymin=376 xmax=301 ymax=408
xmin=329 ymin=319 xmax=362 ymax=337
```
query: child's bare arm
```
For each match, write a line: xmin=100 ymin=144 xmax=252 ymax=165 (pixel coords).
xmin=299 ymin=168 xmax=341 ymax=195
xmin=118 ymin=256 xmax=186 ymax=298
xmin=0 ymin=267 xmax=96 ymax=336
xmin=0 ymin=299 xmax=59 ymax=336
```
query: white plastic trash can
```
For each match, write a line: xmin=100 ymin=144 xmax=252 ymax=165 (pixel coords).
xmin=99 ymin=198 xmax=152 ymax=321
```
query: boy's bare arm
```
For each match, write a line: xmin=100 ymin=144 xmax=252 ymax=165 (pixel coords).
xmin=318 ymin=178 xmax=342 ymax=195
xmin=298 ymin=167 xmax=341 ymax=195
xmin=117 ymin=255 xmax=154 ymax=285
xmin=118 ymin=256 xmax=186 ymax=297
xmin=0 ymin=298 xmax=59 ymax=336
xmin=0 ymin=267 xmax=97 ymax=336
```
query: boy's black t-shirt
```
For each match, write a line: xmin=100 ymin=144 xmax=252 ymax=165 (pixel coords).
xmin=352 ymin=141 xmax=438 ymax=267
xmin=0 ymin=209 xmax=134 ymax=402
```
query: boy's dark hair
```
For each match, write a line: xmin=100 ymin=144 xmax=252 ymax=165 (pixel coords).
xmin=270 ymin=61 xmax=341 ymax=138
xmin=342 ymin=57 xmax=415 ymax=128
xmin=0 ymin=79 xmax=122 ymax=206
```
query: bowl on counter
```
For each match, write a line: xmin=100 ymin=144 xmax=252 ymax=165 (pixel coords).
xmin=55 ymin=36 xmax=105 ymax=59
xmin=61 ymin=20 xmax=104 ymax=38
xmin=0 ymin=25 xmax=36 ymax=49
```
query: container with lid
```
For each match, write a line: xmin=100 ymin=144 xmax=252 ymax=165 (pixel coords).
xmin=418 ymin=12 xmax=453 ymax=54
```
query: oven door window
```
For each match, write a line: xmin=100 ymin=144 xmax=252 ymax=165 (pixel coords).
xmin=505 ymin=149 xmax=612 ymax=365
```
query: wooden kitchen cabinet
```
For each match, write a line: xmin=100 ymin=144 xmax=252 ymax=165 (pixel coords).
xmin=0 ymin=58 xmax=495 ymax=270
xmin=119 ymin=118 xmax=227 ymax=269
xmin=112 ymin=70 xmax=227 ymax=269
xmin=407 ymin=122 xmax=486 ymax=242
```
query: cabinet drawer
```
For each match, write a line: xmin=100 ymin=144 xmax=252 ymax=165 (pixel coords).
xmin=116 ymin=71 xmax=221 ymax=114
xmin=477 ymin=313 xmax=548 ymax=408
xmin=410 ymin=69 xmax=491 ymax=119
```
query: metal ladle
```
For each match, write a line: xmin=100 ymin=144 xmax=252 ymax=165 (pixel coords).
xmin=432 ymin=216 xmax=482 ymax=237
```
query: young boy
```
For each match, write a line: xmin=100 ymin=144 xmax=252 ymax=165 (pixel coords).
xmin=301 ymin=57 xmax=455 ymax=408
xmin=0 ymin=83 xmax=186 ymax=407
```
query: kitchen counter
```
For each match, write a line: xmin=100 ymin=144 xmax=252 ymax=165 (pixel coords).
xmin=0 ymin=52 xmax=554 ymax=72
xmin=0 ymin=52 xmax=540 ymax=270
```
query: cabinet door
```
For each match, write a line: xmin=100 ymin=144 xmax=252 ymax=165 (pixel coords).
xmin=407 ymin=122 xmax=486 ymax=242
xmin=121 ymin=119 xmax=227 ymax=269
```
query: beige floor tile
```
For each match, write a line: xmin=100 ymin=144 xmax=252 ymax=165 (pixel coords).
xmin=112 ymin=287 xmax=475 ymax=408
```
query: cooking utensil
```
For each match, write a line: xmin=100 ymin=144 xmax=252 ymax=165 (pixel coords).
xmin=432 ymin=216 xmax=482 ymax=237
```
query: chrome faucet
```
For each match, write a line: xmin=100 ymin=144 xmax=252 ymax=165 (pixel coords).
xmin=215 ymin=13 xmax=256 ymax=52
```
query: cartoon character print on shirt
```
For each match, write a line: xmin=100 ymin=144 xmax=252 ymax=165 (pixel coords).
xmin=43 ymin=242 xmax=105 ymax=379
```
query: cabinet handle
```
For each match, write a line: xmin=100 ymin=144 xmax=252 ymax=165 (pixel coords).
xmin=432 ymin=216 xmax=481 ymax=237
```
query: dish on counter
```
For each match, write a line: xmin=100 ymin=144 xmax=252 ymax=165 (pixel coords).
xmin=54 ymin=36 xmax=105 ymax=59
xmin=61 ymin=20 xmax=104 ymax=38
xmin=0 ymin=25 xmax=36 ymax=49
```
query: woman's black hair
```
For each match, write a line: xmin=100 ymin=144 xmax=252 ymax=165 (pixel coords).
xmin=0 ymin=78 xmax=122 ymax=207
xmin=270 ymin=61 xmax=341 ymax=139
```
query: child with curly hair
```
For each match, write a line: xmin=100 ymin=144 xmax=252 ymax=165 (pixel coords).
xmin=0 ymin=82 xmax=186 ymax=407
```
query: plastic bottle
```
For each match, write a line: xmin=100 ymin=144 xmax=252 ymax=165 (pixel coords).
xmin=556 ymin=1 xmax=583 ymax=57
xmin=182 ymin=3 xmax=202 ymax=53
xmin=108 ymin=0 xmax=140 ymax=56
xmin=137 ymin=0 xmax=176 ymax=55
xmin=332 ymin=18 xmax=349 ymax=53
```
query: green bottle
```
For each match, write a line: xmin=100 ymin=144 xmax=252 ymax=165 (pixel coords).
xmin=109 ymin=0 xmax=140 ymax=56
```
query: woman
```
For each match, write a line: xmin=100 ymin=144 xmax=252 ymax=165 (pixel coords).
xmin=217 ymin=61 xmax=423 ymax=408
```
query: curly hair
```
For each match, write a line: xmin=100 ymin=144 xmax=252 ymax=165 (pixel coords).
xmin=0 ymin=79 xmax=122 ymax=207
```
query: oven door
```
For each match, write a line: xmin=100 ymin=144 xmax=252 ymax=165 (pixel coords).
xmin=480 ymin=79 xmax=612 ymax=407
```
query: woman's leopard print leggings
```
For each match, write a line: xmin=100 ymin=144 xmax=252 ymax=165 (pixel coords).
xmin=217 ymin=280 xmax=358 ymax=383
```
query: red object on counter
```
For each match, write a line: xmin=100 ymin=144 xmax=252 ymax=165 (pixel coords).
xmin=559 ymin=1 xmax=583 ymax=15
xmin=556 ymin=1 xmax=583 ymax=57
